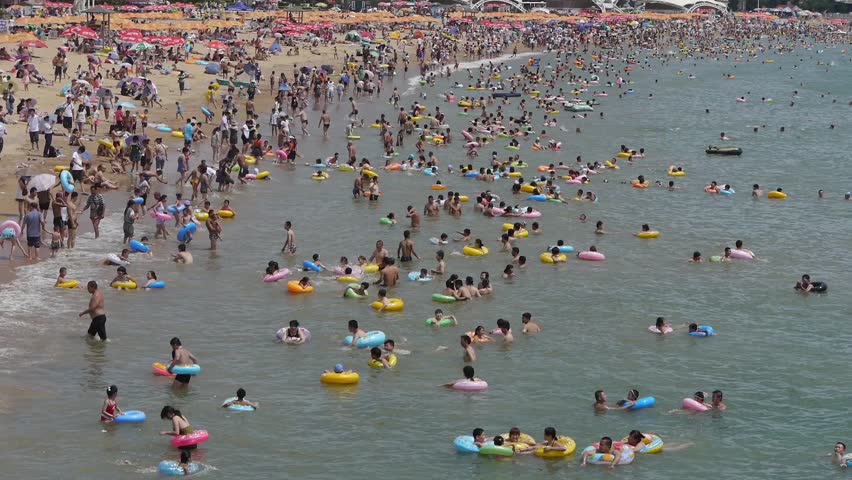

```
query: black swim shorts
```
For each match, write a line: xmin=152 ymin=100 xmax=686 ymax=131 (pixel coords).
xmin=87 ymin=314 xmax=107 ymax=340
xmin=174 ymin=374 xmax=192 ymax=384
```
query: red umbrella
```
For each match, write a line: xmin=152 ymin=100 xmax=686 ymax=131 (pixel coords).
xmin=207 ymin=41 xmax=228 ymax=50
xmin=20 ymin=40 xmax=48 ymax=48
xmin=118 ymin=29 xmax=143 ymax=40
xmin=61 ymin=26 xmax=99 ymax=40
xmin=119 ymin=5 xmax=139 ymax=11
xmin=162 ymin=37 xmax=186 ymax=47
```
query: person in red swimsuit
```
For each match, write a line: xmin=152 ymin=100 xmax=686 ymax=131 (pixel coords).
xmin=100 ymin=385 xmax=121 ymax=422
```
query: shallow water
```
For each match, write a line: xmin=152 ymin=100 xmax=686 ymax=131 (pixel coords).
xmin=1 ymin=46 xmax=852 ymax=478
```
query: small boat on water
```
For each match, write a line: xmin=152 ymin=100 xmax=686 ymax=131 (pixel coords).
xmin=705 ymin=146 xmax=743 ymax=156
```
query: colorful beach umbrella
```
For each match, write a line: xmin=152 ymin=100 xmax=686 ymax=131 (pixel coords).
xmin=207 ymin=41 xmax=228 ymax=50
xmin=61 ymin=26 xmax=99 ymax=40
xmin=19 ymin=40 xmax=47 ymax=48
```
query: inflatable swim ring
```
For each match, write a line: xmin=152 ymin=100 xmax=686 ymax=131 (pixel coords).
xmin=636 ymin=231 xmax=660 ymax=239
xmin=111 ymin=281 xmax=137 ymax=290
xmin=432 ymin=293 xmax=456 ymax=303
xmin=222 ymin=397 xmax=255 ymax=412
xmin=56 ymin=280 xmax=79 ymax=289
xmin=535 ymin=437 xmax=576 ymax=458
xmin=540 ymin=252 xmax=567 ymax=264
xmin=452 ymin=380 xmax=488 ymax=391
xmin=343 ymin=331 xmax=386 ymax=349
xmin=621 ymin=433 xmax=663 ymax=454
xmin=59 ymin=170 xmax=74 ymax=193
xmin=682 ymin=398 xmax=709 ymax=412
xmin=767 ymin=191 xmax=787 ymax=200
xmin=113 ymin=410 xmax=146 ymax=424
xmin=462 ymin=246 xmax=489 ymax=257
xmin=582 ymin=442 xmax=634 ymax=465
xmin=287 ymin=281 xmax=314 ymax=294
xmin=689 ymin=325 xmax=714 ymax=337
xmin=158 ymin=461 xmax=201 ymax=476
xmin=321 ymin=372 xmax=360 ymax=385
xmin=577 ymin=251 xmax=605 ymax=261
xmin=128 ymin=240 xmax=149 ymax=253
xmin=170 ymin=430 xmax=209 ymax=448
xmin=627 ymin=396 xmax=656 ymax=411
xmin=371 ymin=298 xmax=404 ymax=312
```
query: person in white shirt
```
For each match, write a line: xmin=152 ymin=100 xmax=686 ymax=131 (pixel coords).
xmin=0 ymin=120 xmax=6 ymax=159
xmin=61 ymin=98 xmax=74 ymax=133
xmin=27 ymin=109 xmax=40 ymax=150
xmin=71 ymin=145 xmax=86 ymax=185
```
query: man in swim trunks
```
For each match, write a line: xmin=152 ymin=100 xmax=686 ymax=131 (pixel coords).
xmin=369 ymin=240 xmax=388 ymax=267
xmin=167 ymin=337 xmax=198 ymax=388
xmin=281 ymin=221 xmax=296 ymax=254
xmin=376 ymin=258 xmax=399 ymax=288
xmin=397 ymin=230 xmax=419 ymax=262
xmin=79 ymin=280 xmax=107 ymax=340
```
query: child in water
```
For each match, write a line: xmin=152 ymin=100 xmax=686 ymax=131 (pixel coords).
xmin=100 ymin=384 xmax=122 ymax=422
xmin=222 ymin=388 xmax=258 ymax=410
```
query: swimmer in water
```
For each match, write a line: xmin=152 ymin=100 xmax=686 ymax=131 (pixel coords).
xmin=100 ymin=384 xmax=122 ymax=422
xmin=142 ymin=270 xmax=160 ymax=289
xmin=831 ymin=442 xmax=851 ymax=467
xmin=581 ymin=436 xmax=623 ymax=468
xmin=427 ymin=308 xmax=457 ymax=327
xmin=734 ymin=239 xmax=755 ymax=257
xmin=442 ymin=365 xmax=481 ymax=387
xmin=55 ymin=267 xmax=77 ymax=287
xmin=594 ymin=220 xmax=605 ymax=234
xmin=279 ymin=319 xmax=307 ymax=344
xmin=110 ymin=266 xmax=137 ymax=288
xmin=172 ymin=243 xmax=193 ymax=264
xmin=460 ymin=334 xmax=476 ymax=363
xmin=104 ymin=248 xmax=131 ymax=266
xmin=222 ymin=388 xmax=258 ymax=409
xmin=346 ymin=319 xmax=366 ymax=347
xmin=521 ymin=312 xmax=540 ymax=333
xmin=689 ymin=251 xmax=703 ymax=262
xmin=369 ymin=346 xmax=391 ymax=368
xmin=652 ymin=317 xmax=674 ymax=335
xmin=519 ymin=427 xmax=567 ymax=455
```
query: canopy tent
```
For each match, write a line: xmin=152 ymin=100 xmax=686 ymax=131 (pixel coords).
xmin=227 ymin=2 xmax=253 ymax=12
xmin=344 ymin=31 xmax=362 ymax=43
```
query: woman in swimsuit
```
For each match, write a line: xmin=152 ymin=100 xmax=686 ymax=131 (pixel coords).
xmin=160 ymin=406 xmax=193 ymax=437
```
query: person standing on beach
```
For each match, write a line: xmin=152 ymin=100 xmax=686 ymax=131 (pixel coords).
xmin=22 ymin=202 xmax=44 ymax=260
xmin=281 ymin=221 xmax=295 ymax=255
xmin=66 ymin=191 xmax=79 ymax=249
xmin=79 ymin=280 xmax=107 ymax=341
xmin=81 ymin=184 xmax=104 ymax=239
xmin=27 ymin=109 xmax=40 ymax=151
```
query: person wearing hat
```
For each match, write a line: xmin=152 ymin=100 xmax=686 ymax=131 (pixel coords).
xmin=324 ymin=364 xmax=352 ymax=375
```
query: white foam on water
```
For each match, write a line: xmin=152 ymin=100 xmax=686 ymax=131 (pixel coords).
xmin=402 ymin=51 xmax=539 ymax=97
xmin=0 ymin=213 xmax=127 ymax=359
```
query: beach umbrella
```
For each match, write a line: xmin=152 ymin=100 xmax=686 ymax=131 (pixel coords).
xmin=315 ymin=2 xmax=327 ymax=7
xmin=278 ymin=84 xmax=291 ymax=92
xmin=130 ymin=42 xmax=155 ymax=52
xmin=119 ymin=5 xmax=139 ymax=11
xmin=207 ymin=41 xmax=228 ymax=50
xmin=27 ymin=174 xmax=57 ymax=192
xmin=19 ymin=40 xmax=47 ymax=48
xmin=61 ymin=26 xmax=99 ymax=40
xmin=125 ymin=134 xmax=147 ymax=146
xmin=118 ymin=101 xmax=137 ymax=110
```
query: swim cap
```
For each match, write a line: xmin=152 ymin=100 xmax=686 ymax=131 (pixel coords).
xmin=334 ymin=364 xmax=344 ymax=373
